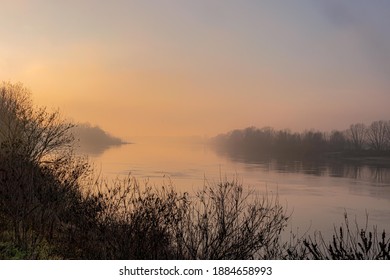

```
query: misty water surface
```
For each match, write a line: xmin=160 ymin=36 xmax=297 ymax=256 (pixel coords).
xmin=87 ymin=137 xmax=390 ymax=240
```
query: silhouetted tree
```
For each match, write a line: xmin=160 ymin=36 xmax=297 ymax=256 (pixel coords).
xmin=347 ymin=123 xmax=367 ymax=151
xmin=0 ymin=81 xmax=74 ymax=163
xmin=366 ymin=120 xmax=389 ymax=151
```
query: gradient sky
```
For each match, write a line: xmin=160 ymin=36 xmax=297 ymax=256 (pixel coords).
xmin=1 ymin=0 xmax=390 ymax=139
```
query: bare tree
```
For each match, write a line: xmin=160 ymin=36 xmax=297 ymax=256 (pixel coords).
xmin=0 ymin=81 xmax=74 ymax=163
xmin=366 ymin=120 xmax=389 ymax=151
xmin=346 ymin=123 xmax=367 ymax=151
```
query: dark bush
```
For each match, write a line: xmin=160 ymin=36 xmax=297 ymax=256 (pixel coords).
xmin=302 ymin=213 xmax=390 ymax=260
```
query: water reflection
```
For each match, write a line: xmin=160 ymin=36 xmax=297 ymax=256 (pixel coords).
xmin=75 ymin=142 xmax=124 ymax=156
xmin=214 ymin=149 xmax=390 ymax=187
xmin=91 ymin=140 xmax=390 ymax=238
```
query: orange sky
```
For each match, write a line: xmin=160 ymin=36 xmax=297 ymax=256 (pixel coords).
xmin=1 ymin=1 xmax=390 ymax=140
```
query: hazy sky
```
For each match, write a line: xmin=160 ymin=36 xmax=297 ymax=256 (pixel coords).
xmin=1 ymin=0 xmax=390 ymax=139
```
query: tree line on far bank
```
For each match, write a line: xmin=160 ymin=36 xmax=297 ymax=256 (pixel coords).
xmin=211 ymin=121 xmax=390 ymax=160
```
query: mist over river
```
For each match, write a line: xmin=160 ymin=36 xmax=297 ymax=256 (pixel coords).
xmin=86 ymin=137 xmax=390 ymax=240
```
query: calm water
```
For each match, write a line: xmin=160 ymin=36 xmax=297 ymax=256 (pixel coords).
xmin=87 ymin=137 xmax=390 ymax=239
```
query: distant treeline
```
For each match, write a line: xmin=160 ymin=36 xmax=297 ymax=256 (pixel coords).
xmin=211 ymin=120 xmax=390 ymax=160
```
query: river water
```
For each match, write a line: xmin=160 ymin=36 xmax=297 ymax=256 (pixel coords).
xmin=86 ymin=137 xmax=390 ymax=240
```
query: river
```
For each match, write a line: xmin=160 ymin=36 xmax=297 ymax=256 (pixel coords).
xmin=86 ymin=137 xmax=390 ymax=240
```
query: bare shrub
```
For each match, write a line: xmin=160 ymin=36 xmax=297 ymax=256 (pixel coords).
xmin=173 ymin=178 xmax=289 ymax=259
xmin=303 ymin=213 xmax=390 ymax=260
xmin=56 ymin=175 xmax=289 ymax=260
xmin=65 ymin=176 xmax=189 ymax=259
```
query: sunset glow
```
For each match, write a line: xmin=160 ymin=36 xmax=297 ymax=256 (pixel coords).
xmin=2 ymin=0 xmax=390 ymax=140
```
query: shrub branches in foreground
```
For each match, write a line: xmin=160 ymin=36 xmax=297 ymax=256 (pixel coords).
xmin=75 ymin=177 xmax=288 ymax=260
xmin=302 ymin=213 xmax=390 ymax=260
xmin=174 ymin=179 xmax=288 ymax=259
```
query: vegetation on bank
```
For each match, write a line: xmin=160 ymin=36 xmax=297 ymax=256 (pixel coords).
xmin=72 ymin=123 xmax=129 ymax=155
xmin=211 ymin=123 xmax=390 ymax=162
xmin=1 ymin=82 xmax=389 ymax=259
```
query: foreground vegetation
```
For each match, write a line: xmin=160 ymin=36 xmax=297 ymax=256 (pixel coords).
xmin=1 ymin=82 xmax=389 ymax=259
